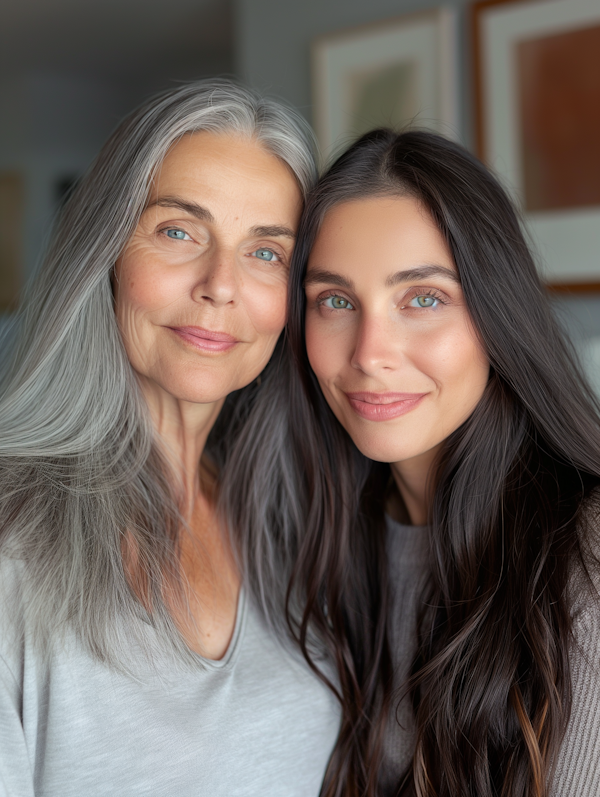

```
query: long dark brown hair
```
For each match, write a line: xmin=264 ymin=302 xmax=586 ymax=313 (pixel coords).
xmin=284 ymin=129 xmax=600 ymax=796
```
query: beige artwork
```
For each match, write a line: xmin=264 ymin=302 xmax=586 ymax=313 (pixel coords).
xmin=345 ymin=60 xmax=418 ymax=140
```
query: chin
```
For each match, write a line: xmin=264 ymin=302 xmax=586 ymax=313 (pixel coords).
xmin=350 ymin=434 xmax=409 ymax=465
xmin=154 ymin=373 xmax=237 ymax=405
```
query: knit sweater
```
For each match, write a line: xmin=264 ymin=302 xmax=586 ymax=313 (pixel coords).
xmin=380 ymin=515 xmax=600 ymax=795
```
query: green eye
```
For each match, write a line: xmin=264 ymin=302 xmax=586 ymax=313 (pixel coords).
xmin=252 ymin=248 xmax=279 ymax=262
xmin=324 ymin=295 xmax=353 ymax=310
xmin=411 ymin=295 xmax=437 ymax=308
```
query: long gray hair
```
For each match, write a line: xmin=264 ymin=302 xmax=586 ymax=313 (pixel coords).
xmin=0 ymin=79 xmax=317 ymax=668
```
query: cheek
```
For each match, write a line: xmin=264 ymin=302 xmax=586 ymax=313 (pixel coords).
xmin=413 ymin=321 xmax=488 ymax=410
xmin=115 ymin=256 xmax=186 ymax=318
xmin=446 ymin=322 xmax=488 ymax=391
xmin=305 ymin=318 xmax=330 ymax=380
xmin=242 ymin=280 xmax=287 ymax=338
xmin=114 ymin=252 xmax=186 ymax=376
xmin=304 ymin=335 xmax=319 ymax=380
xmin=305 ymin=316 xmax=351 ymax=384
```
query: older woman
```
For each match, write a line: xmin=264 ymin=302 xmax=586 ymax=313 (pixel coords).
xmin=0 ymin=81 xmax=340 ymax=796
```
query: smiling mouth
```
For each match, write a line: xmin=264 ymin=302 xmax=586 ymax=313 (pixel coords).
xmin=168 ymin=326 xmax=239 ymax=353
xmin=345 ymin=391 xmax=427 ymax=421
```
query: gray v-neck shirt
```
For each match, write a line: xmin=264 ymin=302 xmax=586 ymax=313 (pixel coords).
xmin=380 ymin=517 xmax=428 ymax=795
xmin=0 ymin=558 xmax=341 ymax=797
xmin=382 ymin=516 xmax=600 ymax=796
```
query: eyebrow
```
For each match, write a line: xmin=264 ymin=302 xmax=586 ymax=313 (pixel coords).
xmin=304 ymin=264 xmax=460 ymax=289
xmin=146 ymin=197 xmax=296 ymax=240
xmin=148 ymin=196 xmax=215 ymax=222
xmin=385 ymin=265 xmax=460 ymax=287
xmin=249 ymin=225 xmax=296 ymax=240
xmin=304 ymin=269 xmax=354 ymax=289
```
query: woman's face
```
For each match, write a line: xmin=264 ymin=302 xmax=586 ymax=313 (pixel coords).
xmin=114 ymin=131 xmax=302 ymax=406
xmin=304 ymin=195 xmax=489 ymax=473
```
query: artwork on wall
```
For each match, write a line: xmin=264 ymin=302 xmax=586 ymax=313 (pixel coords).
xmin=312 ymin=9 xmax=459 ymax=159
xmin=0 ymin=172 xmax=24 ymax=312
xmin=473 ymin=0 xmax=600 ymax=291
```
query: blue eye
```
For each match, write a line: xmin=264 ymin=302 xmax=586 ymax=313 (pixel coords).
xmin=164 ymin=228 xmax=191 ymax=241
xmin=251 ymin=248 xmax=279 ymax=262
xmin=409 ymin=294 xmax=438 ymax=308
xmin=323 ymin=295 xmax=354 ymax=310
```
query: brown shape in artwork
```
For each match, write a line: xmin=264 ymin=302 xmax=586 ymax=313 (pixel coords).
xmin=0 ymin=172 xmax=24 ymax=311
xmin=518 ymin=24 xmax=600 ymax=212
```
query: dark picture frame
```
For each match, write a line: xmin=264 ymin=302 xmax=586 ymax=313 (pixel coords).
xmin=472 ymin=0 xmax=600 ymax=292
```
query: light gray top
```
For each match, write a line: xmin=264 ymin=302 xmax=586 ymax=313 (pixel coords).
xmin=382 ymin=516 xmax=600 ymax=796
xmin=0 ymin=557 xmax=341 ymax=797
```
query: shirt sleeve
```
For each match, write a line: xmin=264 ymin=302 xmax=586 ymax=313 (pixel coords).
xmin=551 ymin=605 xmax=600 ymax=796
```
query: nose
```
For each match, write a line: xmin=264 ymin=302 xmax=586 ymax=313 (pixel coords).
xmin=191 ymin=249 xmax=238 ymax=307
xmin=350 ymin=314 xmax=400 ymax=375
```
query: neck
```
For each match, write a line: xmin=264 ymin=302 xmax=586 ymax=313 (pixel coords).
xmin=138 ymin=375 xmax=225 ymax=514
xmin=135 ymin=376 xmax=241 ymax=659
xmin=390 ymin=445 xmax=440 ymax=527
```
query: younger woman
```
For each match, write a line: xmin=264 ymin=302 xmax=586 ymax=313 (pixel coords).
xmin=286 ymin=129 xmax=600 ymax=796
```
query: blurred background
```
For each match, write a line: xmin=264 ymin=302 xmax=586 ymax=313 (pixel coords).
xmin=1 ymin=0 xmax=599 ymax=391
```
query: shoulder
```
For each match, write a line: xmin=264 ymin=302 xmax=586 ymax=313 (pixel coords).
xmin=553 ymin=579 xmax=600 ymax=792
xmin=570 ymin=487 xmax=600 ymax=619
xmin=551 ymin=493 xmax=600 ymax=795
xmin=0 ymin=555 xmax=28 ymax=695
xmin=0 ymin=554 xmax=28 ymax=628
xmin=579 ymin=486 xmax=600 ymax=546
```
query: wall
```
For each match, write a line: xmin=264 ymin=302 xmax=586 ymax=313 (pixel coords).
xmin=0 ymin=72 xmax=138 ymax=281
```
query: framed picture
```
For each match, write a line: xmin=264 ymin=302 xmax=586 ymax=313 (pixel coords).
xmin=312 ymin=9 xmax=459 ymax=159
xmin=0 ymin=172 xmax=24 ymax=311
xmin=473 ymin=0 xmax=600 ymax=291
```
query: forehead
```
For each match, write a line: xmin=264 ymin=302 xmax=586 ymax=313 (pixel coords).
xmin=149 ymin=131 xmax=301 ymax=203
xmin=310 ymin=195 xmax=454 ymax=271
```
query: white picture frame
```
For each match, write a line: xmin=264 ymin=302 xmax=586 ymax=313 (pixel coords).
xmin=312 ymin=9 xmax=459 ymax=160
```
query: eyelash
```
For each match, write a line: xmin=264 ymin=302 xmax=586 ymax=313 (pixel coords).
xmin=316 ymin=287 xmax=449 ymax=311
xmin=401 ymin=288 xmax=448 ymax=309
xmin=317 ymin=291 xmax=354 ymax=310
xmin=249 ymin=247 xmax=283 ymax=264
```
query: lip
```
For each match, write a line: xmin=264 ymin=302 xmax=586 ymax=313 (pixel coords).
xmin=168 ymin=326 xmax=238 ymax=353
xmin=345 ymin=391 xmax=427 ymax=421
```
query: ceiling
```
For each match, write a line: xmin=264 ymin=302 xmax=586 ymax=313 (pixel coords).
xmin=0 ymin=0 xmax=233 ymax=86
